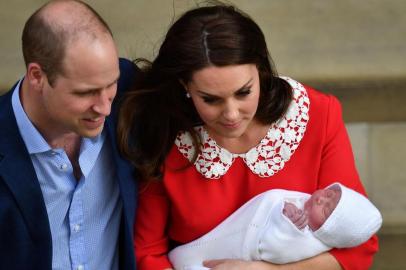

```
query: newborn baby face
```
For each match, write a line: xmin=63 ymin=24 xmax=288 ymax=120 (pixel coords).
xmin=304 ymin=187 xmax=341 ymax=231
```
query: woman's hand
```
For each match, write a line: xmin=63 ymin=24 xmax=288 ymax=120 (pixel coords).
xmin=203 ymin=259 xmax=279 ymax=270
xmin=203 ymin=252 xmax=342 ymax=270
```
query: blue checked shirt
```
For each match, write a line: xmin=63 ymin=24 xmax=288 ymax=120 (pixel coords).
xmin=12 ymin=80 xmax=122 ymax=270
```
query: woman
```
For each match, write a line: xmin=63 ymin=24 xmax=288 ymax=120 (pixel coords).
xmin=118 ymin=4 xmax=378 ymax=270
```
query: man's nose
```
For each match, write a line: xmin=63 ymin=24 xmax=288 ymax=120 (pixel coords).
xmin=93 ymin=90 xmax=114 ymax=116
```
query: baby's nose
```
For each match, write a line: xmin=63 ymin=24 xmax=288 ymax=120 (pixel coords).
xmin=316 ymin=196 xmax=326 ymax=204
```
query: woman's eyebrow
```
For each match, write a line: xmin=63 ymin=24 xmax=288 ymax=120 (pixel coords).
xmin=196 ymin=78 xmax=253 ymax=97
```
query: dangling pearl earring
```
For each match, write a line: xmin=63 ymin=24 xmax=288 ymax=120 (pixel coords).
xmin=186 ymin=92 xmax=191 ymax=98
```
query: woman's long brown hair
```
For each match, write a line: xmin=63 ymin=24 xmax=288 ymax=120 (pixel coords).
xmin=117 ymin=4 xmax=292 ymax=181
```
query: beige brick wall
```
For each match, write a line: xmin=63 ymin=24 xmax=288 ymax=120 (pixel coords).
xmin=1 ymin=0 xmax=406 ymax=90
xmin=1 ymin=0 xmax=405 ymax=230
xmin=348 ymin=123 xmax=406 ymax=232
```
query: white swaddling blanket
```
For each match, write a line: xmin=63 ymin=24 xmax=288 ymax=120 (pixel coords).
xmin=168 ymin=189 xmax=330 ymax=270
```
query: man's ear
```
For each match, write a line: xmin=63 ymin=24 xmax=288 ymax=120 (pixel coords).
xmin=26 ymin=63 xmax=47 ymax=91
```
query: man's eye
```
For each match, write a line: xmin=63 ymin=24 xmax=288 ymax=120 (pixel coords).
xmin=76 ymin=91 xmax=96 ymax=96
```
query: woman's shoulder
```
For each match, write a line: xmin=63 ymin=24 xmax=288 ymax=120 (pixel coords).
xmin=302 ymin=82 xmax=342 ymax=115
xmin=281 ymin=77 xmax=345 ymax=145
xmin=164 ymin=140 xmax=193 ymax=169
xmin=281 ymin=76 xmax=342 ymax=121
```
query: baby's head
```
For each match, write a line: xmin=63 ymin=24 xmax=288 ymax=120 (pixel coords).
xmin=304 ymin=185 xmax=341 ymax=231
xmin=308 ymin=183 xmax=382 ymax=248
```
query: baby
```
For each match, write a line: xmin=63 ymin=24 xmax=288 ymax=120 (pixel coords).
xmin=283 ymin=183 xmax=342 ymax=231
xmin=168 ymin=183 xmax=382 ymax=270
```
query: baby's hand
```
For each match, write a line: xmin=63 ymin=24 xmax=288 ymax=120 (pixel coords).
xmin=283 ymin=202 xmax=308 ymax=230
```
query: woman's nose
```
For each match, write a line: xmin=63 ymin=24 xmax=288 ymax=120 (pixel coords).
xmin=222 ymin=101 xmax=239 ymax=121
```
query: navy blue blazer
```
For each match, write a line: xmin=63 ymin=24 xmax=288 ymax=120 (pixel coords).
xmin=0 ymin=58 xmax=138 ymax=270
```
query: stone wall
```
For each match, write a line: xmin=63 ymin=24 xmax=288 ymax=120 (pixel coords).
xmin=348 ymin=123 xmax=406 ymax=234
xmin=1 ymin=0 xmax=405 ymax=233
xmin=1 ymin=0 xmax=406 ymax=89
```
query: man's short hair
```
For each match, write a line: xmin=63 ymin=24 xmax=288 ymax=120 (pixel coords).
xmin=22 ymin=0 xmax=113 ymax=86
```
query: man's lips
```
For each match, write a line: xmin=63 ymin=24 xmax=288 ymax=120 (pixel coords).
xmin=82 ymin=117 xmax=105 ymax=128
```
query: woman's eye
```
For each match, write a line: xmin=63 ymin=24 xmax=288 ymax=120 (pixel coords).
xmin=236 ymin=89 xmax=251 ymax=97
xmin=202 ymin=97 xmax=218 ymax=104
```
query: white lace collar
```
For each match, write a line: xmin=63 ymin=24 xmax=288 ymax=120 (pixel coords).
xmin=175 ymin=77 xmax=310 ymax=179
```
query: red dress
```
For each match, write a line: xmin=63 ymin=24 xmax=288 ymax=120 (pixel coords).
xmin=134 ymin=78 xmax=379 ymax=270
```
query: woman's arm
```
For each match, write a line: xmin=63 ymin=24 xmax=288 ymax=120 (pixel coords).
xmin=204 ymin=93 xmax=378 ymax=270
xmin=204 ymin=252 xmax=342 ymax=270
xmin=316 ymin=94 xmax=378 ymax=269
xmin=134 ymin=181 xmax=173 ymax=270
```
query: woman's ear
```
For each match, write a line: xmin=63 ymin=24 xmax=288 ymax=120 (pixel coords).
xmin=179 ymin=79 xmax=191 ymax=98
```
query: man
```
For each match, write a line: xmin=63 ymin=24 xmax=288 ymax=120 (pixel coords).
xmin=0 ymin=1 xmax=137 ymax=269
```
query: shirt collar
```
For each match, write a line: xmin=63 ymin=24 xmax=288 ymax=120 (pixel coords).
xmin=12 ymin=78 xmax=51 ymax=154
xmin=79 ymin=132 xmax=106 ymax=178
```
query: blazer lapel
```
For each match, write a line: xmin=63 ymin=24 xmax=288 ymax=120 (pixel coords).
xmin=106 ymin=58 xmax=138 ymax=230
xmin=0 ymin=89 xmax=51 ymax=244
xmin=105 ymin=116 xmax=136 ymax=228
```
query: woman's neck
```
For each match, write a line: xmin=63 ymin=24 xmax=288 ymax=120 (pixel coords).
xmin=207 ymin=119 xmax=270 ymax=154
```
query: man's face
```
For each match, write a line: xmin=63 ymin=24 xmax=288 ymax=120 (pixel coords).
xmin=40 ymin=36 xmax=119 ymax=138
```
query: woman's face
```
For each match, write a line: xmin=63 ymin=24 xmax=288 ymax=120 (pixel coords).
xmin=185 ymin=64 xmax=261 ymax=141
xmin=304 ymin=187 xmax=341 ymax=231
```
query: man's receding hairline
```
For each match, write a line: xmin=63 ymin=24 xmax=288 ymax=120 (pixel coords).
xmin=39 ymin=0 xmax=112 ymax=42
xmin=31 ymin=0 xmax=114 ymax=81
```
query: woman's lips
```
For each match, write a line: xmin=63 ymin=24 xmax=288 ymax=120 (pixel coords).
xmin=221 ymin=121 xmax=241 ymax=129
